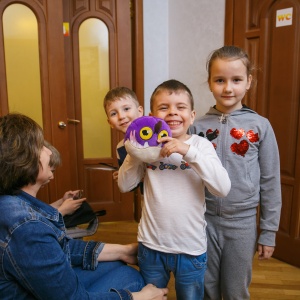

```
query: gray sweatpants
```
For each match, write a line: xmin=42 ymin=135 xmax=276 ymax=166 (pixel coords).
xmin=204 ymin=214 xmax=257 ymax=300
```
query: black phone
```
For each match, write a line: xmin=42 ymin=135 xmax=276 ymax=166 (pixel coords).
xmin=73 ymin=190 xmax=83 ymax=200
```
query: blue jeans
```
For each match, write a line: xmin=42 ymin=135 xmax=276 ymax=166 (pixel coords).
xmin=138 ymin=243 xmax=207 ymax=300
xmin=74 ymin=261 xmax=145 ymax=293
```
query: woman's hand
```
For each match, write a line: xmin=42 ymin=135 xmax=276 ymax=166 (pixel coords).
xmin=132 ymin=284 xmax=168 ymax=300
xmin=98 ymin=243 xmax=138 ymax=265
xmin=58 ymin=197 xmax=86 ymax=216
xmin=119 ymin=243 xmax=138 ymax=265
xmin=51 ymin=190 xmax=85 ymax=216
xmin=62 ymin=190 xmax=83 ymax=201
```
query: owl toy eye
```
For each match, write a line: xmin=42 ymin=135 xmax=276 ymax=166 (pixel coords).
xmin=140 ymin=126 xmax=153 ymax=140
xmin=158 ymin=130 xmax=169 ymax=139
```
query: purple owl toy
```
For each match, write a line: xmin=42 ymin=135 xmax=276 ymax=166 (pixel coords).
xmin=124 ymin=116 xmax=172 ymax=163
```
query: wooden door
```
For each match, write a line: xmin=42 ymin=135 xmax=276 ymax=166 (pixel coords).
xmin=0 ymin=0 xmax=143 ymax=221
xmin=0 ymin=0 xmax=73 ymax=204
xmin=225 ymin=0 xmax=300 ymax=267
xmin=62 ymin=0 xmax=136 ymax=221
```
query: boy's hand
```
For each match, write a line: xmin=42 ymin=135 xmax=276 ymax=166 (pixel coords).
xmin=158 ymin=136 xmax=189 ymax=157
xmin=113 ymin=171 xmax=119 ymax=181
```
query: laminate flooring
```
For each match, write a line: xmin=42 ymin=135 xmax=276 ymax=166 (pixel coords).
xmin=84 ymin=221 xmax=300 ymax=300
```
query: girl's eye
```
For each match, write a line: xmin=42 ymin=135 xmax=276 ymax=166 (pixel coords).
xmin=124 ymin=107 xmax=131 ymax=111
xmin=110 ymin=112 xmax=116 ymax=117
xmin=233 ymin=78 xmax=242 ymax=83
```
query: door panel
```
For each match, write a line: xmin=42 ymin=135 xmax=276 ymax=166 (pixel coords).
xmin=225 ymin=0 xmax=300 ymax=267
xmin=0 ymin=0 xmax=72 ymax=204
xmin=64 ymin=0 xmax=134 ymax=221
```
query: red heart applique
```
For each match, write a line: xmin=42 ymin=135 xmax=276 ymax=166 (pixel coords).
xmin=230 ymin=140 xmax=249 ymax=157
xmin=246 ymin=130 xmax=259 ymax=143
xmin=230 ymin=128 xmax=245 ymax=140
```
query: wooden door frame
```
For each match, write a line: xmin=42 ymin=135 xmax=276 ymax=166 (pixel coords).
xmin=224 ymin=0 xmax=234 ymax=45
xmin=132 ymin=0 xmax=144 ymax=105
xmin=132 ymin=0 xmax=144 ymax=221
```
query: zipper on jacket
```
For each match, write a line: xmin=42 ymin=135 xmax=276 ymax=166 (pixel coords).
xmin=218 ymin=114 xmax=228 ymax=124
xmin=218 ymin=114 xmax=229 ymax=169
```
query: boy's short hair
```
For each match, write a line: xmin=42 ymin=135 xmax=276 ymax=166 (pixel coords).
xmin=44 ymin=140 xmax=61 ymax=169
xmin=150 ymin=79 xmax=194 ymax=111
xmin=103 ymin=87 xmax=140 ymax=113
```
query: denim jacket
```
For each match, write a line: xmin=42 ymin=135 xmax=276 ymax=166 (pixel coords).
xmin=0 ymin=191 xmax=131 ymax=299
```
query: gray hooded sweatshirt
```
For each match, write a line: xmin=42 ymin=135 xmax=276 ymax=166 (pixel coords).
xmin=190 ymin=105 xmax=282 ymax=246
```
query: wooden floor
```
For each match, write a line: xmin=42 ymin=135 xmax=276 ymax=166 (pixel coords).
xmin=84 ymin=221 xmax=300 ymax=300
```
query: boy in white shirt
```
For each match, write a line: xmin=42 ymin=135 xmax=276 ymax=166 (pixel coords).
xmin=118 ymin=79 xmax=231 ymax=300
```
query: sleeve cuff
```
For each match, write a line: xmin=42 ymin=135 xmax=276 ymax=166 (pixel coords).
xmin=258 ymin=230 xmax=276 ymax=247
xmin=83 ymin=241 xmax=105 ymax=270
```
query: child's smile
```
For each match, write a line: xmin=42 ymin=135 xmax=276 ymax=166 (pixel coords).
xmin=151 ymin=91 xmax=195 ymax=141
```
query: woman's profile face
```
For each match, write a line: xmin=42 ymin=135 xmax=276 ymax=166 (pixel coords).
xmin=36 ymin=146 xmax=53 ymax=186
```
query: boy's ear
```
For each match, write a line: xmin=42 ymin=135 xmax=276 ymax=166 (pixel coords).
xmin=190 ymin=110 xmax=196 ymax=125
xmin=148 ymin=112 xmax=153 ymax=116
xmin=138 ymin=106 xmax=144 ymax=116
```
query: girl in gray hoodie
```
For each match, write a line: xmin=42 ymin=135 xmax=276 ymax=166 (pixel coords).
xmin=190 ymin=46 xmax=282 ymax=300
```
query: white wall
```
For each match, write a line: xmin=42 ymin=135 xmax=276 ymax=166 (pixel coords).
xmin=143 ymin=0 xmax=225 ymax=118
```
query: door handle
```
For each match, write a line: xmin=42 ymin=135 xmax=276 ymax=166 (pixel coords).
xmin=58 ymin=121 xmax=67 ymax=129
xmin=58 ymin=119 xmax=81 ymax=129
xmin=67 ymin=118 xmax=80 ymax=124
